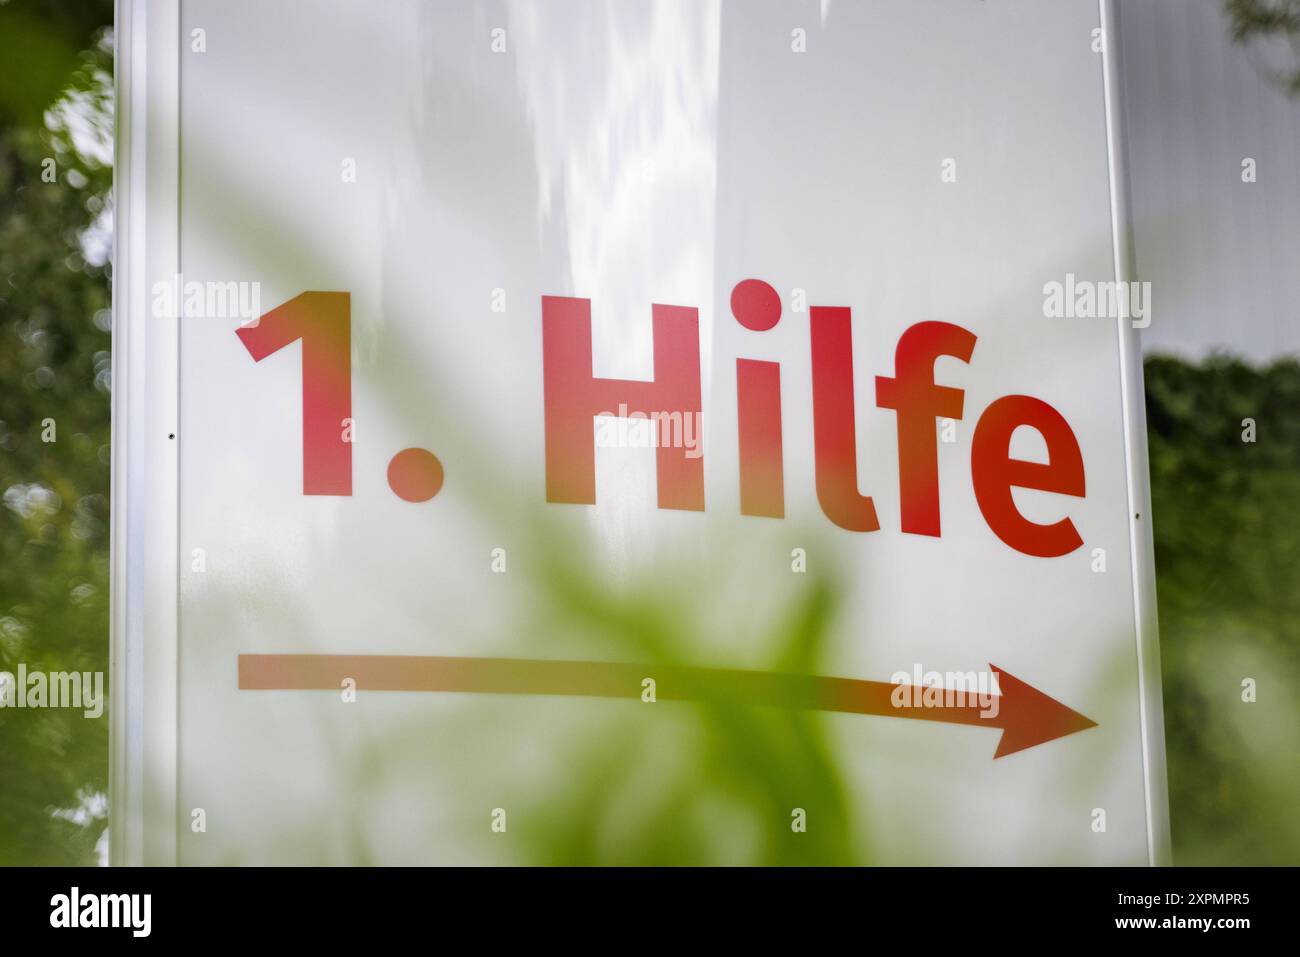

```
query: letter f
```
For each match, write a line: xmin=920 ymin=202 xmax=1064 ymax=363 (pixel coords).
xmin=875 ymin=321 xmax=976 ymax=537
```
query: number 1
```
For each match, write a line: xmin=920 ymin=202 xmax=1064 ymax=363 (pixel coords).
xmin=236 ymin=291 xmax=352 ymax=495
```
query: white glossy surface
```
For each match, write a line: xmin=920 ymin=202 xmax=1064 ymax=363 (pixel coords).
xmin=166 ymin=0 xmax=1157 ymax=864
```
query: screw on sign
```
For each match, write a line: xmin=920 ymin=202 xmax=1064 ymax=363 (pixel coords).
xmin=239 ymin=281 xmax=1087 ymax=560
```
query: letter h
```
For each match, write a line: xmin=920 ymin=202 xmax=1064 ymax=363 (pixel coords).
xmin=542 ymin=295 xmax=703 ymax=510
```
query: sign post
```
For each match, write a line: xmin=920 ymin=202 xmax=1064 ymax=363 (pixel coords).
xmin=113 ymin=0 xmax=1169 ymax=865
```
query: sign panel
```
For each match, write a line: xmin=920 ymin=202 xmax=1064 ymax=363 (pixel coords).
xmin=113 ymin=0 xmax=1168 ymax=865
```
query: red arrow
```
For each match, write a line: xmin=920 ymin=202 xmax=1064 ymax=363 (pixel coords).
xmin=238 ymin=654 xmax=1096 ymax=758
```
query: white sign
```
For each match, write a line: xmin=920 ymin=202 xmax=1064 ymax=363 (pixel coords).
xmin=112 ymin=0 xmax=1168 ymax=865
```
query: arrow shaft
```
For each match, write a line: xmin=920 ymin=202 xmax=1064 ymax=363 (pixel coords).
xmin=237 ymin=654 xmax=999 ymax=730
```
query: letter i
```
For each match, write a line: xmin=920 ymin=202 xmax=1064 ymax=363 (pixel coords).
xmin=732 ymin=279 xmax=784 ymax=518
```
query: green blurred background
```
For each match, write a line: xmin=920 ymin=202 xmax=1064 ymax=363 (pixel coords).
xmin=0 ymin=0 xmax=1296 ymax=865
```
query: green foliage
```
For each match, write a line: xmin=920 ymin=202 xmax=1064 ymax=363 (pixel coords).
xmin=0 ymin=22 xmax=112 ymax=865
xmin=0 ymin=1 xmax=111 ymax=127
xmin=1225 ymin=0 xmax=1300 ymax=96
xmin=1146 ymin=353 xmax=1300 ymax=864
xmin=509 ymin=563 xmax=860 ymax=865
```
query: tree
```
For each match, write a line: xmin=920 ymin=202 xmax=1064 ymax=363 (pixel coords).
xmin=0 ymin=0 xmax=113 ymax=865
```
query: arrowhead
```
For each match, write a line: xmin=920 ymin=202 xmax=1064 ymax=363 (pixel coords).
xmin=989 ymin=664 xmax=1097 ymax=758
